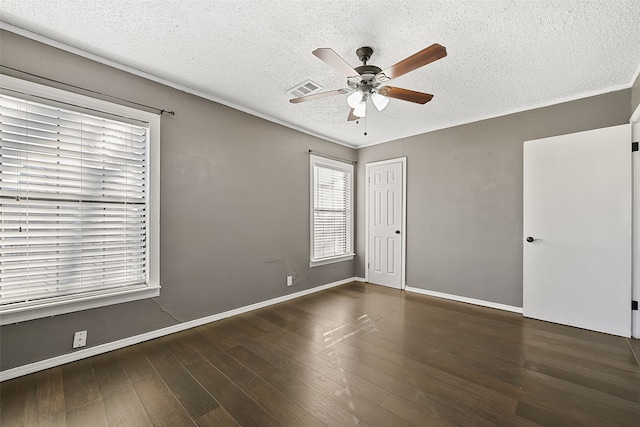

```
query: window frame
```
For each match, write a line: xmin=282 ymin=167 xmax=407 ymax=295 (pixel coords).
xmin=0 ymin=75 xmax=160 ymax=325
xmin=309 ymin=154 xmax=354 ymax=267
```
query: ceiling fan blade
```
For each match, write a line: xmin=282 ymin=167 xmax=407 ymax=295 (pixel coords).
xmin=289 ymin=89 xmax=348 ymax=104
xmin=376 ymin=43 xmax=447 ymax=82
xmin=313 ymin=48 xmax=363 ymax=83
xmin=378 ymin=86 xmax=434 ymax=104
xmin=347 ymin=108 xmax=358 ymax=121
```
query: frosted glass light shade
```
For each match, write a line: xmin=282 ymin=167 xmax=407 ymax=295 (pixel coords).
xmin=347 ymin=90 xmax=364 ymax=108
xmin=371 ymin=92 xmax=389 ymax=111
xmin=353 ymin=101 xmax=366 ymax=117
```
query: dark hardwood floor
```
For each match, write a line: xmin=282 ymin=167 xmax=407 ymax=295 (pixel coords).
xmin=2 ymin=282 xmax=640 ymax=426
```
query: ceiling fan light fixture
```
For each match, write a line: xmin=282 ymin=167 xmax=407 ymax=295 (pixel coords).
xmin=347 ymin=90 xmax=364 ymax=108
xmin=353 ymin=100 xmax=367 ymax=117
xmin=371 ymin=92 xmax=389 ymax=111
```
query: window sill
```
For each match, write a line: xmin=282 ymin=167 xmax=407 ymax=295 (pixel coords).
xmin=310 ymin=253 xmax=355 ymax=267
xmin=0 ymin=285 xmax=161 ymax=326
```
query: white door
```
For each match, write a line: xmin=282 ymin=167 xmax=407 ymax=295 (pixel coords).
xmin=523 ymin=124 xmax=632 ymax=337
xmin=367 ymin=158 xmax=405 ymax=289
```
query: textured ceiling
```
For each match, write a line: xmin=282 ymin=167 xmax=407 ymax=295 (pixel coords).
xmin=1 ymin=1 xmax=640 ymax=148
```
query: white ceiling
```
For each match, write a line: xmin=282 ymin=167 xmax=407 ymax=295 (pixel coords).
xmin=1 ymin=1 xmax=640 ymax=148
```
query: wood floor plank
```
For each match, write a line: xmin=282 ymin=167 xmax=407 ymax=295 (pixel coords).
xmin=423 ymin=347 xmax=524 ymax=390
xmin=102 ymin=386 xmax=153 ymax=427
xmin=179 ymin=331 xmax=327 ymax=427
xmin=161 ymin=331 xmax=282 ymax=427
xmin=91 ymin=352 xmax=132 ymax=398
xmin=524 ymin=359 xmax=640 ymax=403
xmin=194 ymin=323 xmax=241 ymax=350
xmin=140 ymin=339 xmax=219 ymax=419
xmin=133 ymin=374 xmax=196 ymax=427
xmin=4 ymin=282 xmax=640 ymax=427
xmin=65 ymin=399 xmax=109 ymax=427
xmin=325 ymin=339 xmax=412 ymax=380
xmin=196 ymin=406 xmax=242 ymax=427
xmin=515 ymin=401 xmax=585 ymax=427
xmin=526 ymin=344 xmax=640 ymax=389
xmin=115 ymin=345 xmax=157 ymax=384
xmin=629 ymin=338 xmax=640 ymax=366
xmin=0 ymin=373 xmax=30 ymax=427
xmin=23 ymin=367 xmax=66 ymax=427
xmin=62 ymin=358 xmax=100 ymax=410
xmin=241 ymin=311 xmax=328 ymax=355
xmin=528 ymin=333 xmax=640 ymax=373
xmin=381 ymin=391 xmax=510 ymax=427
xmin=227 ymin=343 xmax=360 ymax=426
xmin=181 ymin=356 xmax=282 ymax=427
xmin=339 ymin=334 xmax=427 ymax=371
xmin=405 ymin=362 xmax=519 ymax=423
xmin=523 ymin=316 xmax=624 ymax=346
xmin=518 ymin=375 xmax=640 ymax=426
xmin=263 ymin=333 xmax=390 ymax=405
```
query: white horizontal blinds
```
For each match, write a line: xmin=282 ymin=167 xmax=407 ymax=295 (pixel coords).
xmin=0 ymin=93 xmax=148 ymax=306
xmin=313 ymin=160 xmax=352 ymax=260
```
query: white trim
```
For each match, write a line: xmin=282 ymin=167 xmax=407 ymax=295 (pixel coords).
xmin=354 ymin=277 xmax=366 ymax=282
xmin=405 ymin=286 xmax=524 ymax=314
xmin=0 ymin=22 xmax=352 ymax=149
xmin=309 ymin=254 xmax=354 ymax=267
xmin=0 ymin=276 xmax=357 ymax=382
xmin=365 ymin=157 xmax=407 ymax=289
xmin=0 ymin=287 xmax=160 ymax=326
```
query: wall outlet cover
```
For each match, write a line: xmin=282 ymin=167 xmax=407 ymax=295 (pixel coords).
xmin=73 ymin=330 xmax=87 ymax=348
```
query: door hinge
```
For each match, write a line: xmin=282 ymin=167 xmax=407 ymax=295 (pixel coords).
xmin=632 ymin=142 xmax=638 ymax=152
xmin=633 ymin=300 xmax=638 ymax=311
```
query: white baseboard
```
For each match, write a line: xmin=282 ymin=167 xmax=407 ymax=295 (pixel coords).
xmin=0 ymin=277 xmax=356 ymax=382
xmin=354 ymin=277 xmax=366 ymax=282
xmin=404 ymin=286 xmax=523 ymax=314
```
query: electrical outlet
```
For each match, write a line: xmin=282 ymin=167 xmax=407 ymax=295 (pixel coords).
xmin=73 ymin=330 xmax=87 ymax=348
xmin=286 ymin=275 xmax=293 ymax=287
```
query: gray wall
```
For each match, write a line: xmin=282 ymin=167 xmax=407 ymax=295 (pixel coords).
xmin=356 ymin=90 xmax=632 ymax=307
xmin=0 ymin=30 xmax=356 ymax=371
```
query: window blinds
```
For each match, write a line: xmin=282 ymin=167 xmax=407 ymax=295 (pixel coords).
xmin=0 ymin=93 xmax=149 ymax=307
xmin=312 ymin=159 xmax=353 ymax=261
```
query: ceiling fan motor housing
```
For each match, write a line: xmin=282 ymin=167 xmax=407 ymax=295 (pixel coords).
xmin=350 ymin=47 xmax=383 ymax=92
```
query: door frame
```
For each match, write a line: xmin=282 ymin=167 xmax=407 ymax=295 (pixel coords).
xmin=365 ymin=157 xmax=407 ymax=289
xmin=632 ymin=104 xmax=640 ymax=338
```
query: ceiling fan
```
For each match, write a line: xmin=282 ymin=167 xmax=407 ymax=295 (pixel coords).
xmin=289 ymin=44 xmax=447 ymax=121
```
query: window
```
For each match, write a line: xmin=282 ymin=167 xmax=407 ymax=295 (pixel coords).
xmin=310 ymin=155 xmax=354 ymax=266
xmin=0 ymin=76 xmax=160 ymax=325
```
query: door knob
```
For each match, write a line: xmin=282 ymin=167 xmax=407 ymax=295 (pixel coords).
xmin=395 ymin=230 xmax=401 ymax=234
xmin=526 ymin=236 xmax=535 ymax=242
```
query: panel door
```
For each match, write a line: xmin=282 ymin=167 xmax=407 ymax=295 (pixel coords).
xmin=368 ymin=161 xmax=403 ymax=289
